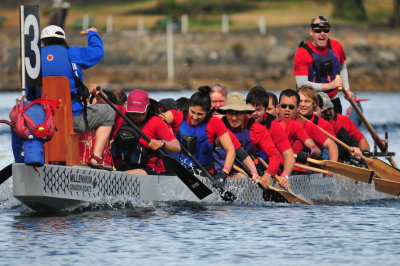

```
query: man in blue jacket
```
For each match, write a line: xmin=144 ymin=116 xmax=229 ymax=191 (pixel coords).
xmin=28 ymin=25 xmax=115 ymax=170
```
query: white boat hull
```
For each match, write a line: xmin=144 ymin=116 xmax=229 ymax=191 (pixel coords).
xmin=12 ymin=163 xmax=394 ymax=212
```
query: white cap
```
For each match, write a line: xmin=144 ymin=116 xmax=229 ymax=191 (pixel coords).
xmin=41 ymin=25 xmax=66 ymax=39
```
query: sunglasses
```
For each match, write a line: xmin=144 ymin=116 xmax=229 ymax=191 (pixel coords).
xmin=280 ymin=104 xmax=296 ymax=110
xmin=312 ymin=28 xmax=330 ymax=34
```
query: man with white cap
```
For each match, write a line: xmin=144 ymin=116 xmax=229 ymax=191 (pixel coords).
xmin=318 ymin=91 xmax=370 ymax=158
xmin=27 ymin=25 xmax=115 ymax=170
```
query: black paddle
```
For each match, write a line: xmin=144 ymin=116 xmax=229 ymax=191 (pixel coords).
xmin=0 ymin=164 xmax=12 ymax=185
xmin=179 ymin=144 xmax=237 ymax=202
xmin=97 ymin=88 xmax=212 ymax=200
xmin=234 ymin=158 xmax=288 ymax=203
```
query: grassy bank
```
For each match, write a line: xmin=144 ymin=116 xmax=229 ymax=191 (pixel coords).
xmin=0 ymin=0 xmax=395 ymax=31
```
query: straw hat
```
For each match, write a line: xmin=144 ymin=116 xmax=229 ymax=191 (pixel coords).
xmin=217 ymin=92 xmax=255 ymax=114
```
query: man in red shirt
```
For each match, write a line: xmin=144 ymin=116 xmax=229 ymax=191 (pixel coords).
xmin=293 ymin=16 xmax=353 ymax=114
xmin=217 ymin=92 xmax=287 ymax=189
xmin=318 ymin=91 xmax=370 ymax=159
xmin=246 ymin=86 xmax=295 ymax=177
xmin=278 ymin=89 xmax=338 ymax=162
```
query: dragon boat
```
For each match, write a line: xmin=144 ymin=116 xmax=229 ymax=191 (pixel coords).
xmin=11 ymin=163 xmax=394 ymax=212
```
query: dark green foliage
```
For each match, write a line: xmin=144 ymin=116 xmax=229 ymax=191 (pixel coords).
xmin=331 ymin=0 xmax=367 ymax=21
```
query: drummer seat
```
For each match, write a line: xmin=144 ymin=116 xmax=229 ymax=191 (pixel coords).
xmin=42 ymin=76 xmax=82 ymax=166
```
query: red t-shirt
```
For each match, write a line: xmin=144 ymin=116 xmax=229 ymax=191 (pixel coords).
xmin=169 ymin=110 xmax=228 ymax=146
xmin=261 ymin=114 xmax=292 ymax=154
xmin=293 ymin=39 xmax=346 ymax=76
xmin=277 ymin=118 xmax=311 ymax=155
xmin=330 ymin=113 xmax=365 ymax=142
xmin=309 ymin=115 xmax=336 ymax=137
xmin=138 ymin=116 xmax=178 ymax=172
xmin=249 ymin=121 xmax=283 ymax=177
xmin=297 ymin=118 xmax=328 ymax=147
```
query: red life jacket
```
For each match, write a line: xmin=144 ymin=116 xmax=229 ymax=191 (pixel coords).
xmin=1 ymin=95 xmax=59 ymax=141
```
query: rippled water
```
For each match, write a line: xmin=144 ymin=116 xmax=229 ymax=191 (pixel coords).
xmin=1 ymin=91 xmax=400 ymax=265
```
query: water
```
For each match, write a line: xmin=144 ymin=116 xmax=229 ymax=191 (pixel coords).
xmin=1 ymin=91 xmax=400 ymax=265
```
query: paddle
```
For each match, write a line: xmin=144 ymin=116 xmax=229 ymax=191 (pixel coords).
xmin=300 ymin=114 xmax=400 ymax=183
xmin=338 ymin=75 xmax=398 ymax=168
xmin=0 ymin=164 xmax=12 ymax=186
xmin=97 ymin=89 xmax=212 ymax=200
xmin=178 ymin=144 xmax=236 ymax=202
xmin=255 ymin=157 xmax=312 ymax=205
xmin=234 ymin=158 xmax=312 ymax=204
xmin=294 ymin=162 xmax=332 ymax=176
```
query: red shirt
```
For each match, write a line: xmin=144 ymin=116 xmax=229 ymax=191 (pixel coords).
xmin=138 ymin=116 xmax=178 ymax=172
xmin=294 ymin=118 xmax=328 ymax=150
xmin=169 ymin=110 xmax=228 ymax=146
xmin=330 ymin=113 xmax=365 ymax=142
xmin=277 ymin=118 xmax=311 ymax=155
xmin=309 ymin=115 xmax=336 ymax=137
xmin=228 ymin=118 xmax=283 ymax=177
xmin=293 ymin=39 xmax=346 ymax=76
xmin=261 ymin=114 xmax=292 ymax=154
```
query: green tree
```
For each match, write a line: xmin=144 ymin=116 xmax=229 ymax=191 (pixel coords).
xmin=331 ymin=0 xmax=367 ymax=21
xmin=390 ymin=0 xmax=400 ymax=28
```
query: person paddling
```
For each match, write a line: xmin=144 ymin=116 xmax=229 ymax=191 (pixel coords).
xmin=112 ymin=90 xmax=181 ymax=175
xmin=318 ymin=91 xmax=370 ymax=159
xmin=246 ymin=86 xmax=295 ymax=178
xmin=163 ymin=86 xmax=235 ymax=185
xmin=216 ymin=92 xmax=287 ymax=190
xmin=277 ymin=89 xmax=338 ymax=163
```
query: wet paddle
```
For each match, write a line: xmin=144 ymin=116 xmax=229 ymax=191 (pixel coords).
xmin=234 ymin=158 xmax=309 ymax=204
xmin=98 ymin=89 xmax=212 ymax=200
xmin=338 ymin=75 xmax=398 ymax=168
xmin=255 ymin=157 xmax=312 ymax=205
xmin=179 ymin=141 xmax=237 ymax=202
xmin=300 ymin=114 xmax=400 ymax=183
xmin=0 ymin=164 xmax=12 ymax=185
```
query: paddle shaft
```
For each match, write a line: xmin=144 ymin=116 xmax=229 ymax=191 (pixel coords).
xmin=0 ymin=164 xmax=12 ymax=185
xmin=178 ymin=136 xmax=237 ymax=202
xmin=294 ymin=162 xmax=330 ymax=175
xmin=338 ymin=76 xmax=387 ymax=153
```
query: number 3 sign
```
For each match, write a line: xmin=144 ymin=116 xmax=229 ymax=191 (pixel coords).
xmin=20 ymin=5 xmax=41 ymax=88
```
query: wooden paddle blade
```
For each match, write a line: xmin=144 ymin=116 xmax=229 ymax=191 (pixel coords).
xmin=321 ymin=160 xmax=373 ymax=183
xmin=266 ymin=185 xmax=311 ymax=205
xmin=364 ymin=157 xmax=400 ymax=183
xmin=373 ymin=178 xmax=400 ymax=196
xmin=0 ymin=164 xmax=12 ymax=185
xmin=287 ymin=188 xmax=313 ymax=205
xmin=163 ymin=156 xmax=212 ymax=200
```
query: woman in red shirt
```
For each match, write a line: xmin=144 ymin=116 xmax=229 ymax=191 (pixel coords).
xmin=113 ymin=89 xmax=181 ymax=175
xmin=163 ymin=86 xmax=235 ymax=182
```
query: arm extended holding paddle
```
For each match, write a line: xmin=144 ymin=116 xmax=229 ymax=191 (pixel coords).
xmin=337 ymin=75 xmax=397 ymax=168
xmin=234 ymin=158 xmax=312 ymax=205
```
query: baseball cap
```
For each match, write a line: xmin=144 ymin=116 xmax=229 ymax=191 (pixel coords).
xmin=318 ymin=92 xmax=334 ymax=111
xmin=126 ymin=89 xmax=150 ymax=113
xmin=41 ymin=25 xmax=66 ymax=39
